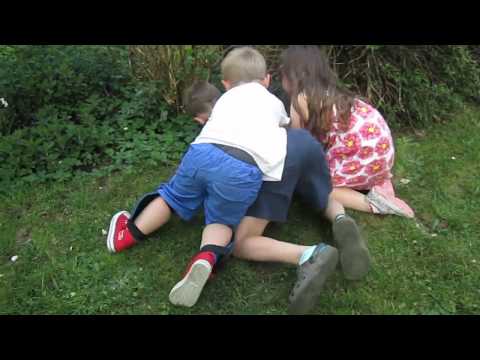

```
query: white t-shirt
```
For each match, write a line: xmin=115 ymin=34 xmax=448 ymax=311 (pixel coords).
xmin=192 ymin=82 xmax=290 ymax=181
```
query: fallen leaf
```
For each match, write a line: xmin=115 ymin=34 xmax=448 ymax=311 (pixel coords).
xmin=101 ymin=229 xmax=107 ymax=236
xmin=400 ymin=178 xmax=411 ymax=185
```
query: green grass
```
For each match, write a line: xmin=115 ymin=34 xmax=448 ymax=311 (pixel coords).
xmin=1 ymin=106 xmax=479 ymax=315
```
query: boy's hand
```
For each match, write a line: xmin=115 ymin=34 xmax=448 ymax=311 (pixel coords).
xmin=194 ymin=116 xmax=208 ymax=126
xmin=194 ymin=112 xmax=210 ymax=126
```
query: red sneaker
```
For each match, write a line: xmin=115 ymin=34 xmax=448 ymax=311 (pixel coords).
xmin=169 ymin=251 xmax=216 ymax=307
xmin=106 ymin=211 xmax=137 ymax=253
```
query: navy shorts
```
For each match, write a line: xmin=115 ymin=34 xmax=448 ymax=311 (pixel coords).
xmin=150 ymin=143 xmax=263 ymax=227
xmin=245 ymin=129 xmax=332 ymax=223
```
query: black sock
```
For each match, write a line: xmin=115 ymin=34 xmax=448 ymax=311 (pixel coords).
xmin=200 ymin=244 xmax=234 ymax=266
xmin=127 ymin=220 xmax=148 ymax=242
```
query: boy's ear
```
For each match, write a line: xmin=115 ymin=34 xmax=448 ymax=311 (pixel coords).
xmin=222 ymin=80 xmax=233 ymax=91
xmin=261 ymin=73 xmax=271 ymax=88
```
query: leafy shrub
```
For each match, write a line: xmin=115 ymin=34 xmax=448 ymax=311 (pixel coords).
xmin=0 ymin=84 xmax=199 ymax=191
xmin=0 ymin=45 xmax=130 ymax=135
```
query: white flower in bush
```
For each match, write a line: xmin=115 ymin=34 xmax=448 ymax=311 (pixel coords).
xmin=0 ymin=97 xmax=8 ymax=108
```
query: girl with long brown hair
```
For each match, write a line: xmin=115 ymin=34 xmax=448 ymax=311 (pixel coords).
xmin=280 ymin=45 xmax=414 ymax=218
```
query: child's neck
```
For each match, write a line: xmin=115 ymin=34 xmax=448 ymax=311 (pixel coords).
xmin=231 ymin=80 xmax=264 ymax=89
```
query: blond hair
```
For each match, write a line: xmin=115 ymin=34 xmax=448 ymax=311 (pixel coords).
xmin=221 ymin=47 xmax=267 ymax=84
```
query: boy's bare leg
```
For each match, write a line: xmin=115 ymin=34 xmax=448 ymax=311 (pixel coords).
xmin=134 ymin=197 xmax=172 ymax=235
xmin=169 ymin=223 xmax=233 ymax=308
xmin=201 ymin=223 xmax=233 ymax=248
xmin=234 ymin=216 xmax=309 ymax=265
xmin=107 ymin=196 xmax=172 ymax=253
xmin=331 ymin=187 xmax=372 ymax=213
xmin=235 ymin=216 xmax=338 ymax=315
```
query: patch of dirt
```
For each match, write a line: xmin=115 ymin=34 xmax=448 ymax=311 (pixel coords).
xmin=15 ymin=228 xmax=32 ymax=246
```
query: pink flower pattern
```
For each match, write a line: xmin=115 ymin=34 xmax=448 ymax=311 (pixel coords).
xmin=359 ymin=122 xmax=382 ymax=140
xmin=341 ymin=133 xmax=361 ymax=155
xmin=375 ymin=137 xmax=391 ymax=156
xmin=358 ymin=146 xmax=374 ymax=160
xmin=332 ymin=175 xmax=346 ymax=186
xmin=346 ymin=175 xmax=368 ymax=187
xmin=341 ymin=161 xmax=363 ymax=175
xmin=355 ymin=101 xmax=374 ymax=119
xmin=324 ymin=99 xmax=395 ymax=190
xmin=365 ymin=158 xmax=387 ymax=176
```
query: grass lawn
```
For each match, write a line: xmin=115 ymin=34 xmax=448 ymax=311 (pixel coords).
xmin=1 ymin=105 xmax=479 ymax=315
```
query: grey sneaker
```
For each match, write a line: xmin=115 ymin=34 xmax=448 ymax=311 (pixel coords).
xmin=332 ymin=215 xmax=370 ymax=281
xmin=366 ymin=187 xmax=414 ymax=218
xmin=288 ymin=244 xmax=339 ymax=315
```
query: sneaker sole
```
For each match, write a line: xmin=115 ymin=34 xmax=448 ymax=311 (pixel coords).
xmin=106 ymin=211 xmax=130 ymax=253
xmin=333 ymin=217 xmax=370 ymax=281
xmin=169 ymin=260 xmax=212 ymax=308
xmin=288 ymin=247 xmax=339 ymax=315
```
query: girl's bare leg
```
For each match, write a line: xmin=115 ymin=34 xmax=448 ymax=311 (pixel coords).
xmin=331 ymin=187 xmax=372 ymax=213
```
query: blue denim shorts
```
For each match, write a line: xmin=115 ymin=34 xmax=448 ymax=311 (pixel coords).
xmin=155 ymin=143 xmax=262 ymax=227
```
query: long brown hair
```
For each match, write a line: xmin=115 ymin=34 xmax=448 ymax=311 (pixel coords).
xmin=280 ymin=46 xmax=357 ymax=142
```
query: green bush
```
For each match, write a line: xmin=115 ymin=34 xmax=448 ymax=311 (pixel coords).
xmin=0 ymin=82 xmax=199 ymax=192
xmin=0 ymin=45 xmax=130 ymax=135
xmin=332 ymin=45 xmax=480 ymax=128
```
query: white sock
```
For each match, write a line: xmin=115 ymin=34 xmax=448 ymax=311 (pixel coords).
xmin=298 ymin=246 xmax=317 ymax=266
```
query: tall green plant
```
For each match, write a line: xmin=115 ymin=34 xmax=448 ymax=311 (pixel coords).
xmin=128 ymin=45 xmax=223 ymax=112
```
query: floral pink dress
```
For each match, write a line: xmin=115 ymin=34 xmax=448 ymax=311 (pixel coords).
xmin=323 ymin=99 xmax=395 ymax=191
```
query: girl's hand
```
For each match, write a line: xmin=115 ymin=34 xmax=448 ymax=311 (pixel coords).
xmin=290 ymin=105 xmax=302 ymax=128
xmin=290 ymin=93 xmax=309 ymax=129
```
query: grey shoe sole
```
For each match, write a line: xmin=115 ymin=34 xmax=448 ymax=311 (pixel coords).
xmin=333 ymin=217 xmax=371 ymax=281
xmin=288 ymin=246 xmax=339 ymax=315
xmin=169 ymin=260 xmax=211 ymax=308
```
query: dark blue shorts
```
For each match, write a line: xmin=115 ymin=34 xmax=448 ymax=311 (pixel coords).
xmin=152 ymin=143 xmax=263 ymax=227
xmin=245 ymin=129 xmax=332 ymax=223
